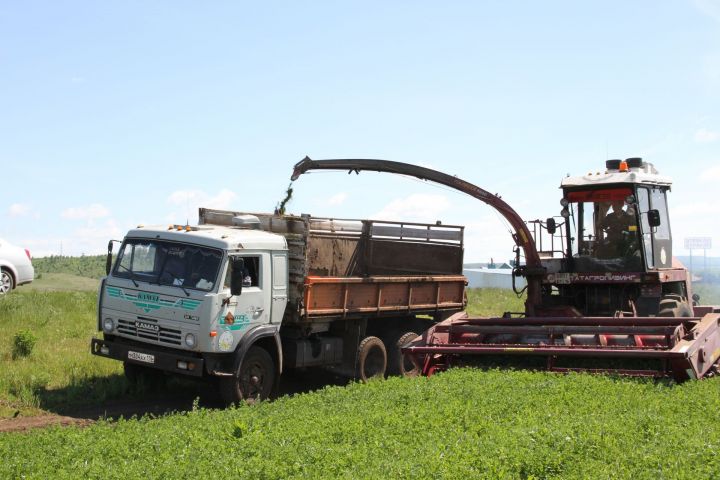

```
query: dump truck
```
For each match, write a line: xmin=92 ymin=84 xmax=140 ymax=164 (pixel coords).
xmin=292 ymin=156 xmax=720 ymax=381
xmin=91 ymin=210 xmax=466 ymax=402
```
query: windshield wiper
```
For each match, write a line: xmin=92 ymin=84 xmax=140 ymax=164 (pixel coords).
xmin=116 ymin=264 xmax=139 ymax=287
xmin=160 ymin=271 xmax=191 ymax=297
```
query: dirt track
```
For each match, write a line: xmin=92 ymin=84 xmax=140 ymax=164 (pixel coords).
xmin=0 ymin=369 xmax=350 ymax=433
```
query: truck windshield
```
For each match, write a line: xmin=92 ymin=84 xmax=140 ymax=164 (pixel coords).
xmin=114 ymin=239 xmax=223 ymax=292
xmin=567 ymin=188 xmax=643 ymax=272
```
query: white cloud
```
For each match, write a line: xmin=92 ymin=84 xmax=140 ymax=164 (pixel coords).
xmin=61 ymin=203 xmax=110 ymax=220
xmin=371 ymin=193 xmax=451 ymax=222
xmin=694 ymin=128 xmax=719 ymax=143
xmin=327 ymin=192 xmax=348 ymax=206
xmin=8 ymin=203 xmax=31 ymax=217
xmin=24 ymin=219 xmax=127 ymax=257
xmin=74 ymin=219 xmax=124 ymax=242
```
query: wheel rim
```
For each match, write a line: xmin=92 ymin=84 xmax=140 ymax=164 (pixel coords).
xmin=0 ymin=272 xmax=11 ymax=293
xmin=241 ymin=360 xmax=267 ymax=398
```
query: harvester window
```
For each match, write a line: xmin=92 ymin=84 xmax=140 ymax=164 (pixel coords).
xmin=650 ymin=189 xmax=670 ymax=240
xmin=568 ymin=188 xmax=642 ymax=272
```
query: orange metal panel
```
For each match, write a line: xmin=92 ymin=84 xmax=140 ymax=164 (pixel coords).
xmin=302 ymin=275 xmax=466 ymax=319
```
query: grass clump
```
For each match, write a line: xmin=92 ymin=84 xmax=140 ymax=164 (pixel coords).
xmin=11 ymin=330 xmax=37 ymax=359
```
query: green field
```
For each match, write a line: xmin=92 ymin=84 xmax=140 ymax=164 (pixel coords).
xmin=0 ymin=272 xmax=531 ymax=419
xmin=0 ymin=290 xmax=124 ymax=418
xmin=3 ymin=259 xmax=720 ymax=478
xmin=2 ymin=369 xmax=719 ymax=479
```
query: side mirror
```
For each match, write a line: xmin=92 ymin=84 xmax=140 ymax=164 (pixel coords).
xmin=106 ymin=240 xmax=114 ymax=275
xmin=546 ymin=218 xmax=557 ymax=235
xmin=648 ymin=209 xmax=661 ymax=228
xmin=230 ymin=257 xmax=245 ymax=296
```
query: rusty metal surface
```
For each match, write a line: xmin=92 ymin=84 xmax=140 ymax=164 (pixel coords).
xmin=300 ymin=275 xmax=466 ymax=320
xmin=200 ymin=207 xmax=467 ymax=324
xmin=401 ymin=312 xmax=720 ymax=381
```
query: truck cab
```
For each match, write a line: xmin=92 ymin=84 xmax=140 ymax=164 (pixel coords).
xmin=93 ymin=222 xmax=288 ymax=387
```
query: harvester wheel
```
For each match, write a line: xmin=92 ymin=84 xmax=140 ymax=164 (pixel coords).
xmin=220 ymin=346 xmax=276 ymax=405
xmin=356 ymin=336 xmax=387 ymax=382
xmin=658 ymin=296 xmax=693 ymax=318
xmin=396 ymin=332 xmax=421 ymax=377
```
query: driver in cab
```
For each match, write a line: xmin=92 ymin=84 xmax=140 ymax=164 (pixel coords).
xmin=596 ymin=200 xmax=638 ymax=258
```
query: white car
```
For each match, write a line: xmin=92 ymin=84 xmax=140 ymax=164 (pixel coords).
xmin=0 ymin=238 xmax=34 ymax=294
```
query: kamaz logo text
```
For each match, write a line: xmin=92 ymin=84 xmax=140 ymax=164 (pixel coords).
xmin=138 ymin=293 xmax=160 ymax=302
xmin=135 ymin=321 xmax=160 ymax=332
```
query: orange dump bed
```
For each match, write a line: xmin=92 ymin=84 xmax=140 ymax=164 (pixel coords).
xmin=302 ymin=275 xmax=467 ymax=320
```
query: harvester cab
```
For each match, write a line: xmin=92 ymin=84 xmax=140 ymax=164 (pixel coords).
xmin=535 ymin=157 xmax=692 ymax=318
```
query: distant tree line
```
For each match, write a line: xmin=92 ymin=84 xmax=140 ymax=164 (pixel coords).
xmin=33 ymin=255 xmax=109 ymax=279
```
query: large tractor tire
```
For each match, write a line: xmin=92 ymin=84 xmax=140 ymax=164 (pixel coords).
xmin=0 ymin=268 xmax=14 ymax=294
xmin=220 ymin=346 xmax=276 ymax=405
xmin=658 ymin=295 xmax=693 ymax=317
xmin=356 ymin=336 xmax=387 ymax=382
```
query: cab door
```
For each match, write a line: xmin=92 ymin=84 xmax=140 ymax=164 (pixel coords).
xmin=217 ymin=254 xmax=268 ymax=352
xmin=650 ymin=188 xmax=672 ymax=268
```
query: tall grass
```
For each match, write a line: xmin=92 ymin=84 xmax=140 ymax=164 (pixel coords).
xmin=0 ymin=291 xmax=124 ymax=417
xmin=465 ymin=288 xmax=525 ymax=316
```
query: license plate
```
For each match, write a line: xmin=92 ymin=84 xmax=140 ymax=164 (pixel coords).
xmin=128 ymin=351 xmax=155 ymax=364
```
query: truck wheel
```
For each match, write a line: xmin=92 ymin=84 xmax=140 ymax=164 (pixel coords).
xmin=356 ymin=336 xmax=386 ymax=382
xmin=0 ymin=268 xmax=14 ymax=294
xmin=220 ymin=346 xmax=276 ymax=405
xmin=658 ymin=296 xmax=693 ymax=317
xmin=396 ymin=332 xmax=421 ymax=377
xmin=123 ymin=362 xmax=165 ymax=391
xmin=384 ymin=331 xmax=419 ymax=377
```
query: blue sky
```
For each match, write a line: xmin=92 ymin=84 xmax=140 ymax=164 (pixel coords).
xmin=2 ymin=1 xmax=719 ymax=262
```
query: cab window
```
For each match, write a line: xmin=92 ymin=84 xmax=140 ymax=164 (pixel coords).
xmin=224 ymin=256 xmax=261 ymax=289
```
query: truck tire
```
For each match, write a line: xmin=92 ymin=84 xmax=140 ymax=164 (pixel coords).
xmin=396 ymin=332 xmax=421 ymax=377
xmin=0 ymin=268 xmax=14 ymax=294
xmin=356 ymin=336 xmax=386 ymax=382
xmin=658 ymin=296 xmax=693 ymax=318
xmin=123 ymin=361 xmax=165 ymax=390
xmin=220 ymin=346 xmax=276 ymax=405
xmin=385 ymin=331 xmax=419 ymax=377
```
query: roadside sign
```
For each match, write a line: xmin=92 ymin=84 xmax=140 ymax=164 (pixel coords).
xmin=684 ymin=237 xmax=712 ymax=250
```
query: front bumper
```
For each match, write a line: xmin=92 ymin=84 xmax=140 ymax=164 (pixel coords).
xmin=91 ymin=337 xmax=205 ymax=377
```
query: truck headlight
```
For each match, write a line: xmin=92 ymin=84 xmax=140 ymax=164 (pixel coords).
xmin=103 ymin=317 xmax=115 ymax=333
xmin=185 ymin=333 xmax=196 ymax=348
